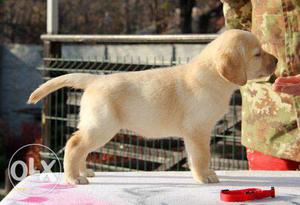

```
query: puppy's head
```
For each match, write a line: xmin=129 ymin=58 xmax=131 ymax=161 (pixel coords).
xmin=215 ymin=29 xmax=277 ymax=86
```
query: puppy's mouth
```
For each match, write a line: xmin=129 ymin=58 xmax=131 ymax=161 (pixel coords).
xmin=256 ymin=72 xmax=271 ymax=79
xmin=256 ymin=73 xmax=277 ymax=84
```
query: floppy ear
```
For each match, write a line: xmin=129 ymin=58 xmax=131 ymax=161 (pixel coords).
xmin=216 ymin=52 xmax=247 ymax=86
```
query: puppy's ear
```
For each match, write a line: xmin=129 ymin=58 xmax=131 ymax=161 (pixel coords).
xmin=216 ymin=52 xmax=247 ymax=86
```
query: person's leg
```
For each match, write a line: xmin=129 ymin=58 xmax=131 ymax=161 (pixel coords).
xmin=246 ymin=148 xmax=300 ymax=170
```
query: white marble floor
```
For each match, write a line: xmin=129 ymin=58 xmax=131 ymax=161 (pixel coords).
xmin=2 ymin=171 xmax=300 ymax=205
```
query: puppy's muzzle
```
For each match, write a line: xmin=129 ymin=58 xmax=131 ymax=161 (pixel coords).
xmin=267 ymin=54 xmax=278 ymax=74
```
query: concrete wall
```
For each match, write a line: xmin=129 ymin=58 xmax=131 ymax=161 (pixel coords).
xmin=0 ymin=44 xmax=43 ymax=136
xmin=62 ymin=43 xmax=207 ymax=65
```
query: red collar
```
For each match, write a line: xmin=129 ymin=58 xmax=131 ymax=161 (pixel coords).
xmin=220 ymin=187 xmax=275 ymax=202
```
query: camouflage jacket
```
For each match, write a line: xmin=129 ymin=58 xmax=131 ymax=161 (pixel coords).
xmin=221 ymin=0 xmax=300 ymax=161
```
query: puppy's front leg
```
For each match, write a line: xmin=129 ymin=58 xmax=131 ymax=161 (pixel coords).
xmin=184 ymin=136 xmax=219 ymax=184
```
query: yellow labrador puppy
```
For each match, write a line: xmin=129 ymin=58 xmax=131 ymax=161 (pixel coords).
xmin=28 ymin=29 xmax=277 ymax=185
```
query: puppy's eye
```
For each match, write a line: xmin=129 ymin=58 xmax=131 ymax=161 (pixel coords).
xmin=254 ymin=52 xmax=261 ymax=57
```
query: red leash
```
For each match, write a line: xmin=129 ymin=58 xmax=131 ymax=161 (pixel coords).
xmin=220 ymin=187 xmax=275 ymax=202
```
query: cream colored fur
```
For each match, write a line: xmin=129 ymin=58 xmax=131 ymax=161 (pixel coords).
xmin=28 ymin=30 xmax=277 ymax=185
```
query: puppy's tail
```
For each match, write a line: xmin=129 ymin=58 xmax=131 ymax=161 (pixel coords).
xmin=28 ymin=73 xmax=98 ymax=104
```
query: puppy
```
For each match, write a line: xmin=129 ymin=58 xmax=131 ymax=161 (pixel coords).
xmin=28 ymin=29 xmax=277 ymax=185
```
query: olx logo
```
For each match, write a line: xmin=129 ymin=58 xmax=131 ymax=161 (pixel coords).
xmin=8 ymin=144 xmax=62 ymax=196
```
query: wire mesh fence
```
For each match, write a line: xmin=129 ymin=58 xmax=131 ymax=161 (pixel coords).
xmin=39 ymin=54 xmax=248 ymax=172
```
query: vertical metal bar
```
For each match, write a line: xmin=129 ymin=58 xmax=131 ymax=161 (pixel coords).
xmin=43 ymin=41 xmax=61 ymax=151
xmin=171 ymin=45 xmax=176 ymax=66
xmin=47 ymin=0 xmax=59 ymax=34
xmin=104 ymin=45 xmax=108 ymax=62
xmin=60 ymin=87 xmax=64 ymax=154
xmin=222 ymin=117 xmax=227 ymax=163
xmin=54 ymin=86 xmax=58 ymax=151
xmin=232 ymin=94 xmax=236 ymax=163
xmin=137 ymin=57 xmax=141 ymax=171
xmin=66 ymin=88 xmax=70 ymax=166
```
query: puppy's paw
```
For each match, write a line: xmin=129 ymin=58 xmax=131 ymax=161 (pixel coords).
xmin=202 ymin=170 xmax=219 ymax=183
xmin=74 ymin=176 xmax=89 ymax=184
xmin=65 ymin=176 xmax=89 ymax=185
xmin=193 ymin=170 xmax=219 ymax=184
xmin=80 ymin=169 xmax=95 ymax=177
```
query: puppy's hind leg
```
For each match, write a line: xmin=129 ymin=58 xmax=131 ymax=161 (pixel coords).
xmin=66 ymin=91 xmax=121 ymax=184
xmin=184 ymin=134 xmax=219 ymax=184
xmin=64 ymin=131 xmax=91 ymax=185
xmin=64 ymin=127 xmax=118 ymax=184
xmin=79 ymin=153 xmax=95 ymax=178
